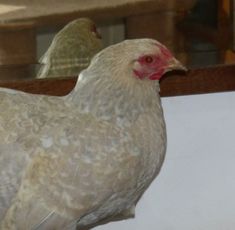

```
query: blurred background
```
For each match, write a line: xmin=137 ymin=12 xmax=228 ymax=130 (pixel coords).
xmin=0 ymin=0 xmax=234 ymax=80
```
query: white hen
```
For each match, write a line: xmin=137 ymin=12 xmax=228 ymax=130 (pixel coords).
xmin=0 ymin=39 xmax=186 ymax=229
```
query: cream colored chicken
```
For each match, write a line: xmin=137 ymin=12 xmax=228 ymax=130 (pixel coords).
xmin=0 ymin=39 xmax=186 ymax=229
xmin=37 ymin=18 xmax=103 ymax=78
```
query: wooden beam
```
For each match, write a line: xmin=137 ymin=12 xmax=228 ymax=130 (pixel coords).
xmin=0 ymin=0 xmax=196 ymax=28
xmin=0 ymin=65 xmax=234 ymax=97
xmin=160 ymin=64 xmax=235 ymax=96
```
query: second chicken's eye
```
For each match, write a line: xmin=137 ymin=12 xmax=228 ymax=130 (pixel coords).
xmin=91 ymin=25 xmax=102 ymax=39
xmin=145 ymin=56 xmax=154 ymax=63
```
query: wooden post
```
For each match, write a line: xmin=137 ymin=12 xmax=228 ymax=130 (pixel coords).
xmin=0 ymin=22 xmax=37 ymax=80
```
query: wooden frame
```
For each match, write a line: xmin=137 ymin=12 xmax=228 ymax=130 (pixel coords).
xmin=0 ymin=65 xmax=235 ymax=97
xmin=0 ymin=0 xmax=196 ymax=80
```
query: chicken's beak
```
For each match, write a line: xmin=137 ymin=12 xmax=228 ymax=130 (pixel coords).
xmin=166 ymin=58 xmax=188 ymax=73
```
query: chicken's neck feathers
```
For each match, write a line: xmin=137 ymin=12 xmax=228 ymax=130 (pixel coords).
xmin=67 ymin=70 xmax=162 ymax=127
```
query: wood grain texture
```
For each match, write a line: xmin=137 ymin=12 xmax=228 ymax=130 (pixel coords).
xmin=0 ymin=0 xmax=196 ymax=27
xmin=0 ymin=65 xmax=234 ymax=97
xmin=0 ymin=22 xmax=36 ymax=65
xmin=160 ymin=64 xmax=235 ymax=96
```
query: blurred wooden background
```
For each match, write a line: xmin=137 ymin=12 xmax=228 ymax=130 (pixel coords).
xmin=0 ymin=0 xmax=235 ymax=97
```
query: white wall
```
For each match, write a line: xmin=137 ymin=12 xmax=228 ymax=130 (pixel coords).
xmin=95 ymin=91 xmax=235 ymax=230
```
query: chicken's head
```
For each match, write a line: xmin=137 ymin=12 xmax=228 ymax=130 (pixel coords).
xmin=85 ymin=38 xmax=186 ymax=86
xmin=73 ymin=39 xmax=186 ymax=119
xmin=132 ymin=42 xmax=186 ymax=81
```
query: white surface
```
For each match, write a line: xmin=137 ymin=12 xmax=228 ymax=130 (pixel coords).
xmin=95 ymin=91 xmax=235 ymax=230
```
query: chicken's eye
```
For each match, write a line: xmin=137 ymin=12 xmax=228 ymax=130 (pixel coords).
xmin=144 ymin=56 xmax=154 ymax=63
xmin=91 ymin=25 xmax=102 ymax=39
xmin=91 ymin=25 xmax=97 ymax=33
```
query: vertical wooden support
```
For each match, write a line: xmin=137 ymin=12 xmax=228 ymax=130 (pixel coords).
xmin=0 ymin=22 xmax=37 ymax=80
xmin=219 ymin=0 xmax=235 ymax=63
xmin=233 ymin=0 xmax=235 ymax=50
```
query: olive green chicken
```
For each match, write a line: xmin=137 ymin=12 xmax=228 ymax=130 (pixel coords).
xmin=37 ymin=18 xmax=103 ymax=78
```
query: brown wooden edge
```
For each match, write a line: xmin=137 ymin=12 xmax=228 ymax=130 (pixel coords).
xmin=1 ymin=1 xmax=196 ymax=28
xmin=160 ymin=64 xmax=235 ymax=97
xmin=0 ymin=65 xmax=234 ymax=97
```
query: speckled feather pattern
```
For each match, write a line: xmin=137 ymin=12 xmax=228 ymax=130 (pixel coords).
xmin=0 ymin=39 xmax=183 ymax=229
xmin=37 ymin=18 xmax=103 ymax=78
